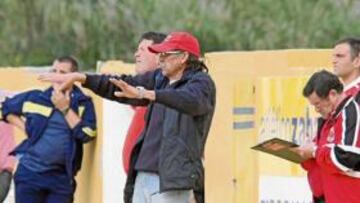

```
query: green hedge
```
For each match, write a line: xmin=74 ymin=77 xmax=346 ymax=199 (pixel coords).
xmin=0 ymin=0 xmax=358 ymax=69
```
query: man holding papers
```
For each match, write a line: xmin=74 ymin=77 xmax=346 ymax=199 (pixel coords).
xmin=296 ymin=70 xmax=360 ymax=203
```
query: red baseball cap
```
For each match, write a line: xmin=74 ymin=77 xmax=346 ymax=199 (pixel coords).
xmin=148 ymin=31 xmax=201 ymax=58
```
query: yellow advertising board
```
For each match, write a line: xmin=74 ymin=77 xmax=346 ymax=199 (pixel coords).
xmin=205 ymin=49 xmax=332 ymax=203
xmin=255 ymin=76 xmax=319 ymax=202
xmin=256 ymin=76 xmax=318 ymax=175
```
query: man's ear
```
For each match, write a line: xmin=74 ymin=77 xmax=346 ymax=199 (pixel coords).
xmin=353 ymin=53 xmax=360 ymax=69
xmin=180 ymin=52 xmax=189 ymax=64
xmin=328 ymin=89 xmax=339 ymax=101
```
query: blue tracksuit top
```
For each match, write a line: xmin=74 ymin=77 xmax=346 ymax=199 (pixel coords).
xmin=0 ymin=85 xmax=97 ymax=178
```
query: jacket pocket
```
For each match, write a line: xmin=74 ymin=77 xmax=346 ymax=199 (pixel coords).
xmin=159 ymin=136 xmax=198 ymax=190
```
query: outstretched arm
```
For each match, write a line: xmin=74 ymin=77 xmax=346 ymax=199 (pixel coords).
xmin=39 ymin=72 xmax=86 ymax=91
xmin=39 ymin=71 xmax=156 ymax=106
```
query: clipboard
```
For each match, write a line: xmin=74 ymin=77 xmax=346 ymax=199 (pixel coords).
xmin=251 ymin=137 xmax=306 ymax=163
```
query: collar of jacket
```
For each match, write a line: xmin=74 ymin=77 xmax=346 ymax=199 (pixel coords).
xmin=169 ymin=67 xmax=202 ymax=87
xmin=330 ymin=95 xmax=353 ymax=120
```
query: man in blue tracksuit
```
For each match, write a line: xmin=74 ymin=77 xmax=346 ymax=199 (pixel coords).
xmin=0 ymin=56 xmax=97 ymax=203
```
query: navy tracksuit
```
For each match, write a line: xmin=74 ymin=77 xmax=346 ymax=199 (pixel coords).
xmin=1 ymin=86 xmax=97 ymax=203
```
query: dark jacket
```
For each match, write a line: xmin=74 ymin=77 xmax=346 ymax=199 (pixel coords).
xmin=0 ymin=86 xmax=97 ymax=178
xmin=83 ymin=68 xmax=216 ymax=203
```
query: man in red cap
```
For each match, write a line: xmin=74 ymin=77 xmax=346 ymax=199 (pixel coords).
xmin=39 ymin=31 xmax=216 ymax=203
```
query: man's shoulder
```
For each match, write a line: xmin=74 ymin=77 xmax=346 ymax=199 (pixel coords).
xmin=12 ymin=88 xmax=45 ymax=98
xmin=72 ymin=86 xmax=93 ymax=101
xmin=354 ymin=90 xmax=360 ymax=104
xmin=341 ymin=96 xmax=360 ymax=117
xmin=191 ymin=71 xmax=215 ymax=88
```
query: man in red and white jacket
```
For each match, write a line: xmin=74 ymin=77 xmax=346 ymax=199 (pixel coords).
xmin=298 ymin=70 xmax=360 ymax=203
xmin=301 ymin=38 xmax=360 ymax=202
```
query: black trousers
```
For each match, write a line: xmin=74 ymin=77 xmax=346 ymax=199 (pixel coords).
xmin=0 ymin=170 xmax=12 ymax=202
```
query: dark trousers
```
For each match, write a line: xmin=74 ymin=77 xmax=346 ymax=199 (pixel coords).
xmin=0 ymin=170 xmax=12 ymax=202
xmin=14 ymin=164 xmax=75 ymax=203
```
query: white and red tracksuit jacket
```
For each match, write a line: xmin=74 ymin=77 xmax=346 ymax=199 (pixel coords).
xmin=303 ymin=93 xmax=360 ymax=203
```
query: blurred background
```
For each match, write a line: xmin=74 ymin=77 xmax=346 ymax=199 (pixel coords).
xmin=0 ymin=0 xmax=359 ymax=69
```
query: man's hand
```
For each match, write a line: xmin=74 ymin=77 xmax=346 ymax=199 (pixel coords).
xmin=51 ymin=88 xmax=70 ymax=113
xmin=7 ymin=114 xmax=25 ymax=131
xmin=109 ymin=78 xmax=156 ymax=101
xmin=109 ymin=78 xmax=139 ymax=98
xmin=38 ymin=72 xmax=86 ymax=92
xmin=292 ymin=142 xmax=317 ymax=160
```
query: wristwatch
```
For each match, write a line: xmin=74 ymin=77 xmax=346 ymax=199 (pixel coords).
xmin=136 ymin=86 xmax=145 ymax=99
